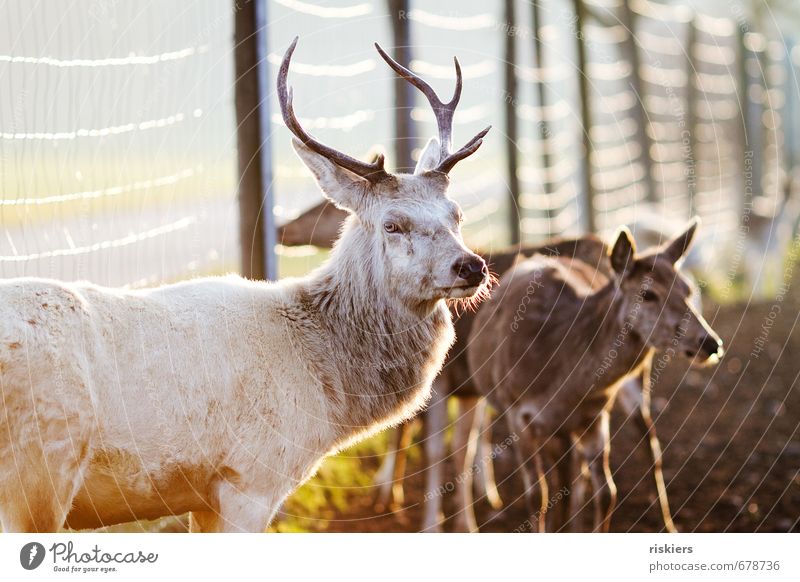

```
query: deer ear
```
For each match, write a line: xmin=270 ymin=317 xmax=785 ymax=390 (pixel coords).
xmin=414 ymin=137 xmax=441 ymax=175
xmin=662 ymin=217 xmax=700 ymax=264
xmin=292 ymin=139 xmax=366 ymax=212
xmin=610 ymin=227 xmax=636 ymax=276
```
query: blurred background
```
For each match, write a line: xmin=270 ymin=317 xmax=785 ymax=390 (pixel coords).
xmin=0 ymin=0 xmax=798 ymax=532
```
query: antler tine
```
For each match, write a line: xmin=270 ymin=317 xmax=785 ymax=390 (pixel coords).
xmin=436 ymin=125 xmax=492 ymax=174
xmin=375 ymin=43 xmax=490 ymax=174
xmin=278 ymin=37 xmax=389 ymax=183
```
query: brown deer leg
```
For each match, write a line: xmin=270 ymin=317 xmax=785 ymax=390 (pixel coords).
xmin=584 ymin=410 xmax=617 ymax=532
xmin=532 ymin=447 xmax=549 ymax=533
xmin=374 ymin=428 xmax=399 ymax=510
xmin=510 ymin=417 xmax=548 ymax=532
xmin=637 ymin=397 xmax=677 ymax=533
xmin=391 ymin=421 xmax=413 ymax=508
xmin=618 ymin=359 xmax=677 ymax=533
xmin=564 ymin=434 xmax=590 ymax=532
xmin=374 ymin=423 xmax=413 ymax=511
xmin=421 ymin=377 xmax=448 ymax=532
xmin=548 ymin=434 xmax=578 ymax=532
xmin=474 ymin=405 xmax=503 ymax=510
xmin=452 ymin=396 xmax=482 ymax=533
xmin=635 ymin=357 xmax=678 ymax=533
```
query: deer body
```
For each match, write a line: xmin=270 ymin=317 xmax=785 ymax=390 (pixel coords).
xmin=0 ymin=39 xmax=491 ymax=532
xmin=470 ymin=255 xmax=648 ymax=434
xmin=0 ymin=228 xmax=453 ymax=532
xmin=467 ymin=222 xmax=723 ymax=532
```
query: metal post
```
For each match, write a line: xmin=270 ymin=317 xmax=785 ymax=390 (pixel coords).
xmin=234 ymin=0 xmax=277 ymax=280
xmin=744 ymin=33 xmax=765 ymax=200
xmin=736 ymin=23 xmax=748 ymax=216
xmin=505 ymin=0 xmax=521 ymax=244
xmin=573 ymin=0 xmax=596 ymax=233
xmin=388 ymin=0 xmax=416 ymax=173
xmin=685 ymin=18 xmax=698 ymax=215
xmin=531 ymin=0 xmax=554 ymax=237
xmin=620 ymin=1 xmax=656 ymax=204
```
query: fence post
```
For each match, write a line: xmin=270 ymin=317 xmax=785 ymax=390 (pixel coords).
xmin=620 ymin=2 xmax=656 ymax=204
xmin=573 ymin=0 xmax=596 ymax=233
xmin=387 ymin=0 xmax=416 ymax=173
xmin=743 ymin=32 xmax=765 ymax=201
xmin=504 ymin=0 xmax=521 ymax=244
xmin=234 ymin=0 xmax=277 ymax=280
xmin=685 ymin=17 xmax=698 ymax=216
xmin=531 ymin=0 xmax=554 ymax=238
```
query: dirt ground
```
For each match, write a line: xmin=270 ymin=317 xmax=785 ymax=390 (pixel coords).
xmin=314 ymin=287 xmax=800 ymax=533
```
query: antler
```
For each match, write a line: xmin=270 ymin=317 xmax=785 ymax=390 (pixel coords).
xmin=375 ymin=43 xmax=491 ymax=174
xmin=278 ymin=37 xmax=391 ymax=183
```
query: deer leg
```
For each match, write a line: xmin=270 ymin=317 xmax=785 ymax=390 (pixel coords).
xmin=0 ymin=421 xmax=90 ymax=533
xmin=390 ymin=421 xmax=413 ymax=508
xmin=508 ymin=414 xmax=548 ymax=533
xmin=451 ymin=396 xmax=482 ymax=533
xmin=373 ymin=428 xmax=399 ymax=510
xmin=421 ymin=377 xmax=448 ymax=532
xmin=213 ymin=481 xmax=280 ymax=533
xmin=636 ymin=395 xmax=677 ymax=533
xmin=632 ymin=359 xmax=678 ymax=533
xmin=618 ymin=361 xmax=677 ymax=533
xmin=547 ymin=435 xmax=576 ymax=532
xmin=584 ymin=410 xmax=616 ymax=533
xmin=531 ymin=447 xmax=549 ymax=533
xmin=474 ymin=405 xmax=503 ymax=510
xmin=564 ymin=434 xmax=590 ymax=532
xmin=374 ymin=422 xmax=412 ymax=511
xmin=189 ymin=510 xmax=220 ymax=533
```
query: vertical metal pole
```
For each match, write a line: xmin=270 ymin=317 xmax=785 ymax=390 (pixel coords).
xmin=620 ymin=1 xmax=656 ymax=204
xmin=685 ymin=18 xmax=698 ymax=216
xmin=783 ymin=41 xmax=797 ymax=176
xmin=736 ymin=24 xmax=750 ymax=216
xmin=573 ymin=0 xmax=596 ymax=233
xmin=747 ymin=35 xmax=765 ymax=200
xmin=505 ymin=0 xmax=521 ymax=244
xmin=235 ymin=0 xmax=276 ymax=280
xmin=388 ymin=0 xmax=416 ymax=173
xmin=531 ymin=0 xmax=553 ymax=237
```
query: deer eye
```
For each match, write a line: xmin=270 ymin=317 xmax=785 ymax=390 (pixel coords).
xmin=383 ymin=221 xmax=402 ymax=234
xmin=642 ymin=289 xmax=659 ymax=302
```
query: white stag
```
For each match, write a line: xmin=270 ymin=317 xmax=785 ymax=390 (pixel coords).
xmin=0 ymin=38 xmax=490 ymax=533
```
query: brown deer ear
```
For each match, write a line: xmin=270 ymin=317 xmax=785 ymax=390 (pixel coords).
xmin=610 ymin=227 xmax=636 ymax=276
xmin=662 ymin=217 xmax=700 ymax=264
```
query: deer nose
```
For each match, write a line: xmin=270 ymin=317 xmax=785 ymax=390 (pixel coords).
xmin=453 ymin=256 xmax=488 ymax=287
xmin=700 ymin=335 xmax=723 ymax=358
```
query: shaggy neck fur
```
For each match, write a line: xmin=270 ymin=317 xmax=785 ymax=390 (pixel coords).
xmin=293 ymin=218 xmax=453 ymax=448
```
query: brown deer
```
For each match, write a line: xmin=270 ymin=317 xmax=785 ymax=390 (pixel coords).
xmin=466 ymin=220 xmax=723 ymax=532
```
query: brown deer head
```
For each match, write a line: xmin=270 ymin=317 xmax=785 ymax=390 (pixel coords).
xmin=610 ymin=219 xmax=723 ymax=364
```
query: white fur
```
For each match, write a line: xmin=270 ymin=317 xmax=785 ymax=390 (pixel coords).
xmin=0 ymin=142 xmax=487 ymax=533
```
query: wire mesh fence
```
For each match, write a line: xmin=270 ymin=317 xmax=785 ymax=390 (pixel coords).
xmin=0 ymin=0 xmax=797 ymax=291
xmin=0 ymin=0 xmax=240 ymax=287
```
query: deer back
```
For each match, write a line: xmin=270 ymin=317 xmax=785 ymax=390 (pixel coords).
xmin=446 ymin=235 xmax=609 ymax=398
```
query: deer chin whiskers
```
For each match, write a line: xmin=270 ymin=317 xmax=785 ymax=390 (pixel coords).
xmin=447 ymin=273 xmax=496 ymax=315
